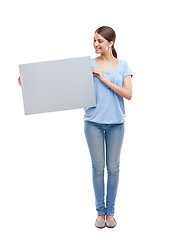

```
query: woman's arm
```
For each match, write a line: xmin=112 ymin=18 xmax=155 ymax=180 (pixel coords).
xmin=101 ymin=75 xmax=132 ymax=100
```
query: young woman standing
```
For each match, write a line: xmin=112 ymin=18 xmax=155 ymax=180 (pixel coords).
xmin=18 ymin=25 xmax=133 ymax=228
xmin=83 ymin=26 xmax=133 ymax=228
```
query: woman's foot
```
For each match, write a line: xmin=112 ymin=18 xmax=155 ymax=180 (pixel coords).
xmin=95 ymin=215 xmax=105 ymax=228
xmin=105 ymin=216 xmax=117 ymax=228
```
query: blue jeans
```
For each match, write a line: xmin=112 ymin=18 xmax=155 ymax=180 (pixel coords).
xmin=84 ymin=120 xmax=125 ymax=216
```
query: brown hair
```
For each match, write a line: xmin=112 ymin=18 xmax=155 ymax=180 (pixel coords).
xmin=94 ymin=26 xmax=117 ymax=58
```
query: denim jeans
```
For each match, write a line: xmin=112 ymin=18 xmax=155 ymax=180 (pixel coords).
xmin=84 ymin=120 xmax=125 ymax=216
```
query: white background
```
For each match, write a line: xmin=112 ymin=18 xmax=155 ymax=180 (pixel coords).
xmin=0 ymin=0 xmax=173 ymax=239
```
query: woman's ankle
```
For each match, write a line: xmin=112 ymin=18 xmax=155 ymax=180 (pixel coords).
xmin=106 ymin=215 xmax=114 ymax=220
xmin=97 ymin=215 xmax=105 ymax=221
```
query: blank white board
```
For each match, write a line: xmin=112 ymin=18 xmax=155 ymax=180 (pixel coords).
xmin=19 ymin=56 xmax=96 ymax=115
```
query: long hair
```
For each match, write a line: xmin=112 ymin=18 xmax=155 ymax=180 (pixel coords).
xmin=94 ymin=26 xmax=117 ymax=58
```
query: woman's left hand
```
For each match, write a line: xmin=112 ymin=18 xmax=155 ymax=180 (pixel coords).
xmin=92 ymin=66 xmax=105 ymax=82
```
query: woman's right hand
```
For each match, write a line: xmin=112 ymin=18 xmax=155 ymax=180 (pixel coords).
xmin=18 ymin=76 xmax=21 ymax=86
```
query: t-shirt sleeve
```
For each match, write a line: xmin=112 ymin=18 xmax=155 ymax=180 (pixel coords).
xmin=123 ymin=61 xmax=133 ymax=79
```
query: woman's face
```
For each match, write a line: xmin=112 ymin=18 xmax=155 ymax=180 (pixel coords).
xmin=93 ymin=32 xmax=112 ymax=54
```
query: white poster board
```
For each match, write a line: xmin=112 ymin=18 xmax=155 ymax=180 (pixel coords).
xmin=19 ymin=56 xmax=96 ymax=115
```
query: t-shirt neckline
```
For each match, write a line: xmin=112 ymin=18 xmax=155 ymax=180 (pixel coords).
xmin=94 ymin=58 xmax=120 ymax=73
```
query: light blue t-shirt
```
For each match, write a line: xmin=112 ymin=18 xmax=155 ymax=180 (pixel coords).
xmin=83 ymin=58 xmax=133 ymax=124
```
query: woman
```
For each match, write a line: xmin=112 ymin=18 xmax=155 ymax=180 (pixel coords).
xmin=18 ymin=25 xmax=133 ymax=229
xmin=83 ymin=26 xmax=133 ymax=228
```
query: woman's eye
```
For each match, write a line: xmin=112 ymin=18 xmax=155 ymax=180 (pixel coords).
xmin=94 ymin=40 xmax=102 ymax=43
